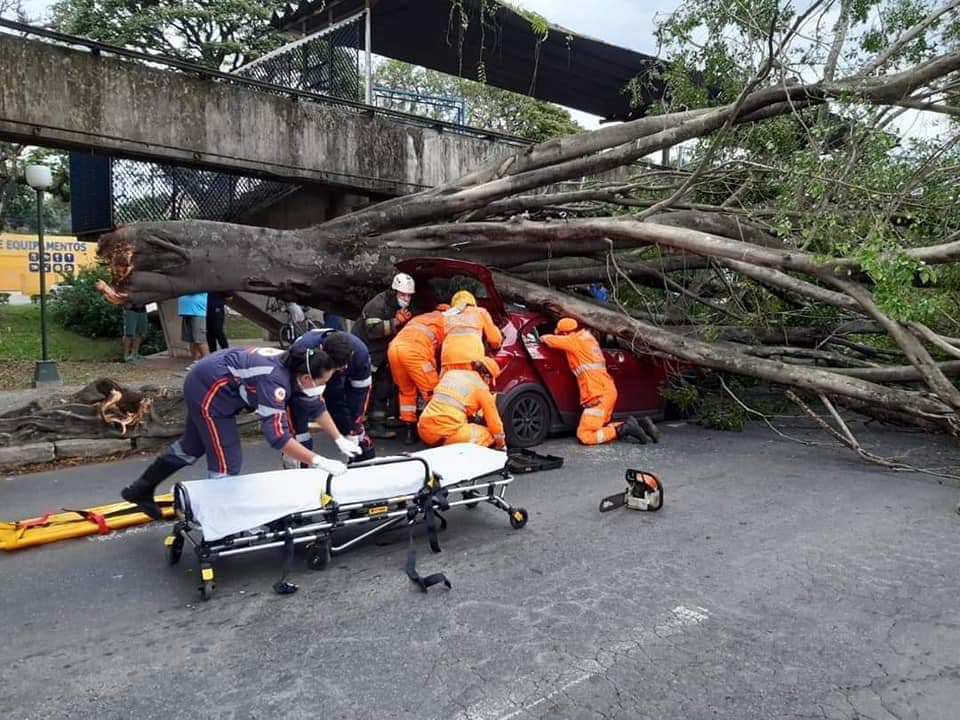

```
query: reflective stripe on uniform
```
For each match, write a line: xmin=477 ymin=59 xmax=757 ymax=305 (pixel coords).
xmin=399 ymin=404 xmax=417 ymax=414
xmin=443 ymin=374 xmax=479 ymax=396
xmin=382 ymin=320 xmax=391 ymax=335
xmin=295 ymin=432 xmax=311 ymax=442
xmin=583 ymin=407 xmax=605 ymax=417
xmin=596 ymin=429 xmax=605 ymax=443
xmin=470 ymin=425 xmax=481 ymax=443
xmin=431 ymin=392 xmax=466 ymax=411
xmin=257 ymin=405 xmax=286 ymax=417
xmin=573 ymin=362 xmax=605 ymax=376
xmin=406 ymin=323 xmax=436 ymax=342
xmin=447 ymin=326 xmax=479 ymax=336
xmin=227 ymin=365 xmax=275 ymax=379
xmin=168 ymin=440 xmax=199 ymax=465
xmin=350 ymin=376 xmax=373 ymax=388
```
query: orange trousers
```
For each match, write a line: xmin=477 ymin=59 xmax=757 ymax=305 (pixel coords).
xmin=418 ymin=420 xmax=495 ymax=448
xmin=576 ymin=385 xmax=620 ymax=445
xmin=388 ymin=343 xmax=439 ymax=423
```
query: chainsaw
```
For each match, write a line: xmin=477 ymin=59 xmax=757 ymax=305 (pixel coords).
xmin=599 ymin=469 xmax=664 ymax=513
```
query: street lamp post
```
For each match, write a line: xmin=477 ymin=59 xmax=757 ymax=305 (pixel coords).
xmin=25 ymin=164 xmax=62 ymax=387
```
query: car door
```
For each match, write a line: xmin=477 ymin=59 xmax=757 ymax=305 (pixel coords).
xmin=604 ymin=345 xmax=671 ymax=413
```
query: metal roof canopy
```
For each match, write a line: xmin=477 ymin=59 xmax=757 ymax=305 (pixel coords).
xmin=271 ymin=0 xmax=665 ymax=122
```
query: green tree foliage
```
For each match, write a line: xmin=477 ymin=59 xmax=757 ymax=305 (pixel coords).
xmin=50 ymin=266 xmax=123 ymax=338
xmin=374 ymin=59 xmax=583 ymax=141
xmin=50 ymin=0 xmax=289 ymax=71
xmin=617 ymin=0 xmax=960 ymax=327
xmin=1 ymin=148 xmax=70 ymax=233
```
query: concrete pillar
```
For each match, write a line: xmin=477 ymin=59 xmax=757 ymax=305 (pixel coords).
xmin=158 ymin=299 xmax=190 ymax=359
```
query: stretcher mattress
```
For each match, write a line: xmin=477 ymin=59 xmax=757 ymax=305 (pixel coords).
xmin=179 ymin=444 xmax=507 ymax=542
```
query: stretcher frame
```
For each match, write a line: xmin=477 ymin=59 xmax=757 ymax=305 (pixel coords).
xmin=165 ymin=454 xmax=528 ymax=600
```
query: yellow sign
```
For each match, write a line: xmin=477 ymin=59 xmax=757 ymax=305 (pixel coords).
xmin=0 ymin=233 xmax=98 ymax=295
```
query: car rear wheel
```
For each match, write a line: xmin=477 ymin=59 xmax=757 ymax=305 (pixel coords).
xmin=505 ymin=391 xmax=551 ymax=448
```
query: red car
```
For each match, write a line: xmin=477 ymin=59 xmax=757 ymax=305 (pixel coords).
xmin=396 ymin=258 xmax=684 ymax=448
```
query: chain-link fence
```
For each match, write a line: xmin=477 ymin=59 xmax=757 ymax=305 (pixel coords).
xmin=103 ymin=14 xmax=367 ymax=227
xmin=111 ymin=159 xmax=293 ymax=225
xmin=371 ymin=85 xmax=467 ymax=125
xmin=236 ymin=12 xmax=364 ymax=102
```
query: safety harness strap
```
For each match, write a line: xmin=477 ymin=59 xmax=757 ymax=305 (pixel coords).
xmin=60 ymin=509 xmax=109 ymax=534
xmin=272 ymin=534 xmax=299 ymax=595
xmin=404 ymin=480 xmax=452 ymax=592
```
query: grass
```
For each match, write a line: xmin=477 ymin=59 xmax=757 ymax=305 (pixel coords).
xmin=0 ymin=306 xmax=269 ymax=390
xmin=225 ymin=314 xmax=266 ymax=341
xmin=0 ymin=304 xmax=118 ymax=362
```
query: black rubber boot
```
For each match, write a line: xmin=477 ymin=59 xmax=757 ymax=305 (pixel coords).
xmin=402 ymin=422 xmax=418 ymax=446
xmin=616 ymin=416 xmax=646 ymax=444
xmin=368 ymin=424 xmax=396 ymax=439
xmin=120 ymin=457 xmax=182 ymax=520
xmin=638 ymin=416 xmax=660 ymax=443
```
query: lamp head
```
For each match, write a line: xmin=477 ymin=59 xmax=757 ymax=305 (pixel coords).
xmin=25 ymin=165 xmax=52 ymax=191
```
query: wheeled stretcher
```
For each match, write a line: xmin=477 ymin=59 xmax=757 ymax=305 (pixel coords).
xmin=165 ymin=444 xmax=528 ymax=600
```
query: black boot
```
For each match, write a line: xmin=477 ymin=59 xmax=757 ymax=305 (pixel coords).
xmin=402 ymin=422 xmax=418 ymax=446
xmin=121 ymin=456 xmax=182 ymax=520
xmin=616 ymin=416 xmax=646 ymax=444
xmin=638 ymin=416 xmax=660 ymax=443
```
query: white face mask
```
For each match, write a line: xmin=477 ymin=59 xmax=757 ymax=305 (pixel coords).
xmin=301 ymin=382 xmax=326 ymax=398
xmin=397 ymin=296 xmax=410 ymax=308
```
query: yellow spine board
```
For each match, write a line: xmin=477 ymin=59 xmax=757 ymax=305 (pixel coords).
xmin=0 ymin=493 xmax=175 ymax=551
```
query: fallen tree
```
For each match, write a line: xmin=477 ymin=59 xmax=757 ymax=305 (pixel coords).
xmin=88 ymin=0 xmax=960 ymax=449
xmin=0 ymin=380 xmax=184 ymax=445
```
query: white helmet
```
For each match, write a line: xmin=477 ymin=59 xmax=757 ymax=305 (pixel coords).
xmin=391 ymin=272 xmax=415 ymax=294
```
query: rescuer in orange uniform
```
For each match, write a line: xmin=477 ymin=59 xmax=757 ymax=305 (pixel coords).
xmin=417 ymin=357 xmax=507 ymax=449
xmin=439 ymin=290 xmax=503 ymax=372
xmin=541 ymin=318 xmax=660 ymax=445
xmin=388 ymin=304 xmax=449 ymax=445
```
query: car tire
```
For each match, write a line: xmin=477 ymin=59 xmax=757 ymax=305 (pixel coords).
xmin=505 ymin=391 xmax=551 ymax=448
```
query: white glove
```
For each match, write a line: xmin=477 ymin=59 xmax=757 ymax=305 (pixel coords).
xmin=311 ymin=454 xmax=347 ymax=476
xmin=335 ymin=436 xmax=363 ymax=458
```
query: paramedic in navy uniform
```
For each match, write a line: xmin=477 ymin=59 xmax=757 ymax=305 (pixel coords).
xmin=120 ymin=345 xmax=362 ymax=520
xmin=287 ymin=329 xmax=376 ymax=464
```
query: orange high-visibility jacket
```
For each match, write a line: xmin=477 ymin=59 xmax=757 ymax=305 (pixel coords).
xmin=541 ymin=329 xmax=615 ymax=406
xmin=440 ymin=306 xmax=503 ymax=368
xmin=418 ymin=369 xmax=505 ymax=439
xmin=392 ymin=309 xmax=446 ymax=359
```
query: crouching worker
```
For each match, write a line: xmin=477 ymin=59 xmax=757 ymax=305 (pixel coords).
xmin=388 ymin=304 xmax=448 ymax=445
xmin=541 ymin=318 xmax=660 ymax=445
xmin=121 ymin=346 xmax=354 ymax=520
xmin=288 ymin=329 xmax=375 ymax=463
xmin=418 ymin=357 xmax=506 ymax=449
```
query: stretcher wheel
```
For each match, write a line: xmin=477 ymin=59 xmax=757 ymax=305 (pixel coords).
xmin=164 ymin=533 xmax=184 ymax=565
xmin=306 ymin=540 xmax=331 ymax=571
xmin=462 ymin=490 xmax=481 ymax=509
xmin=509 ymin=508 xmax=529 ymax=530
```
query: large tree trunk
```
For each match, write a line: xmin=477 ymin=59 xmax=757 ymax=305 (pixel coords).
xmin=92 ymin=47 xmax=960 ymax=441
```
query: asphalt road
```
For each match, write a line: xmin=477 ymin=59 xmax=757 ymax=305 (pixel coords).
xmin=2 ymin=422 xmax=959 ymax=720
